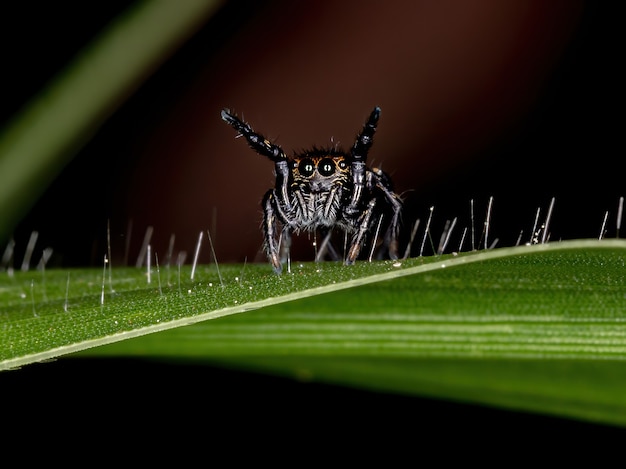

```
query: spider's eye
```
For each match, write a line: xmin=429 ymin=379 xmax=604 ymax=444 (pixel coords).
xmin=298 ymin=158 xmax=315 ymax=177
xmin=318 ymin=158 xmax=335 ymax=177
xmin=338 ymin=159 xmax=347 ymax=170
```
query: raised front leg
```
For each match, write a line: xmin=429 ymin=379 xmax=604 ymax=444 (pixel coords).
xmin=221 ymin=109 xmax=293 ymax=212
xmin=221 ymin=109 xmax=285 ymax=162
xmin=347 ymin=107 xmax=380 ymax=215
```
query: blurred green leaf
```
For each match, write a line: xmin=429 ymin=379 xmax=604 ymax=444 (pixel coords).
xmin=0 ymin=0 xmax=222 ymax=243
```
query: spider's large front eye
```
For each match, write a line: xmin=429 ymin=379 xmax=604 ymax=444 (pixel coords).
xmin=298 ymin=158 xmax=315 ymax=177
xmin=318 ymin=158 xmax=335 ymax=177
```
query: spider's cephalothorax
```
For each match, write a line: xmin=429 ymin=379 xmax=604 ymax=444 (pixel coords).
xmin=221 ymin=107 xmax=402 ymax=273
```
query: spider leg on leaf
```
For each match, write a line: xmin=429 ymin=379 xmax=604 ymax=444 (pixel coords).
xmin=262 ymin=190 xmax=283 ymax=273
xmin=315 ymin=228 xmax=342 ymax=262
xmin=345 ymin=199 xmax=377 ymax=264
xmin=279 ymin=227 xmax=292 ymax=266
xmin=370 ymin=170 xmax=403 ymax=260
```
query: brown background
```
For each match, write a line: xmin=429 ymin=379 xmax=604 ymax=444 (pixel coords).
xmin=6 ymin=0 xmax=623 ymax=268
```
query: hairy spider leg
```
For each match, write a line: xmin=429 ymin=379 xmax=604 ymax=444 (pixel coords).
xmin=278 ymin=226 xmax=292 ymax=264
xmin=221 ymin=109 xmax=292 ymax=212
xmin=221 ymin=109 xmax=285 ymax=161
xmin=346 ymin=199 xmax=378 ymax=264
xmin=341 ymin=106 xmax=383 ymax=264
xmin=347 ymin=106 xmax=380 ymax=214
xmin=261 ymin=191 xmax=284 ymax=272
xmin=223 ymin=109 xmax=296 ymax=272
xmin=315 ymin=228 xmax=342 ymax=262
xmin=370 ymin=170 xmax=402 ymax=260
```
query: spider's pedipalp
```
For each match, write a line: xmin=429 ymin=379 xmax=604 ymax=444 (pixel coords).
xmin=221 ymin=109 xmax=286 ymax=162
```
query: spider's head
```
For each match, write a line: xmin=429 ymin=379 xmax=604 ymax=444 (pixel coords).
xmin=290 ymin=149 xmax=351 ymax=193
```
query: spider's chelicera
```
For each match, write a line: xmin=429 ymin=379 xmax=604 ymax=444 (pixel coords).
xmin=221 ymin=107 xmax=402 ymax=273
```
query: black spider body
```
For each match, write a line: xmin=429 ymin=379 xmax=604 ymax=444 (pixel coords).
xmin=221 ymin=107 xmax=402 ymax=273
xmin=283 ymin=149 xmax=350 ymax=230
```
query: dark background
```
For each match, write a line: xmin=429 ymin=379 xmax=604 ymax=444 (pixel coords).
xmin=4 ymin=0 xmax=623 ymax=266
xmin=1 ymin=0 xmax=625 ymax=441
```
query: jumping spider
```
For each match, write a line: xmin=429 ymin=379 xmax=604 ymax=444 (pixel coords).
xmin=221 ymin=106 xmax=402 ymax=273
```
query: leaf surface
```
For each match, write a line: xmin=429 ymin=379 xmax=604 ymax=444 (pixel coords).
xmin=3 ymin=240 xmax=626 ymax=426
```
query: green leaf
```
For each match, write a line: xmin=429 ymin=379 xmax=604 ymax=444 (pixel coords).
xmin=2 ymin=239 xmax=626 ymax=426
